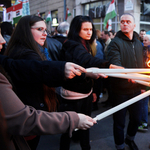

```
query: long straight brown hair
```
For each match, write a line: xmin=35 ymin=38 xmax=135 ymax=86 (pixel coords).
xmin=4 ymin=15 xmax=57 ymax=112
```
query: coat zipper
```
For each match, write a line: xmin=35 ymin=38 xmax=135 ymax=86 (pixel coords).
xmin=131 ymin=42 xmax=138 ymax=67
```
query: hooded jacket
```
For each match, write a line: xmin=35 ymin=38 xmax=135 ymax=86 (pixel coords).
xmin=107 ymin=30 xmax=144 ymax=94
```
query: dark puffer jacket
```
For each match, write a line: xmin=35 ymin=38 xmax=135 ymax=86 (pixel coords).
xmin=60 ymin=39 xmax=110 ymax=94
xmin=107 ymin=30 xmax=144 ymax=94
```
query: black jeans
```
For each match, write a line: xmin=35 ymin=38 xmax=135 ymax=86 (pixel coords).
xmin=112 ymin=91 xmax=142 ymax=147
xmin=59 ymin=94 xmax=93 ymax=150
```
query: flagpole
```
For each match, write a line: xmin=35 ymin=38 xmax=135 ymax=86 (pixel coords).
xmin=115 ymin=0 xmax=120 ymax=30
xmin=64 ymin=0 xmax=66 ymax=21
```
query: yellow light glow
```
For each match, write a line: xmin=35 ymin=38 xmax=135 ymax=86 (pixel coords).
xmin=147 ymin=60 xmax=150 ymax=68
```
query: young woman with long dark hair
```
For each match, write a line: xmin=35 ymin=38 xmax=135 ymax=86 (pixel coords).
xmin=0 ymin=31 xmax=96 ymax=150
xmin=59 ymin=15 xmax=121 ymax=150
xmin=4 ymin=15 xmax=56 ymax=149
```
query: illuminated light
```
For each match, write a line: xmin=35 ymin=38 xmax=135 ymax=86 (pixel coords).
xmin=52 ymin=18 xmax=59 ymax=26
xmin=147 ymin=60 xmax=150 ymax=68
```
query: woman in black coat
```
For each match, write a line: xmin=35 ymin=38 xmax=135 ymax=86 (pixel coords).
xmin=59 ymin=15 xmax=120 ymax=150
xmin=0 ymin=31 xmax=96 ymax=150
xmin=4 ymin=15 xmax=59 ymax=149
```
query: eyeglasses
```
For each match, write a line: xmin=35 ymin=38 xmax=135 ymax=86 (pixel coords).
xmin=31 ymin=27 xmax=47 ymax=34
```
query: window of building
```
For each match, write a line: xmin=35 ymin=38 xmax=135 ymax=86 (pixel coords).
xmin=140 ymin=1 xmax=150 ymax=33
xmin=83 ymin=0 xmax=118 ymax=32
xmin=51 ymin=10 xmax=58 ymax=27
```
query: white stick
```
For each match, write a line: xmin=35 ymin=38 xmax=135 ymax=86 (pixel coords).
xmin=75 ymin=90 xmax=150 ymax=131
xmin=106 ymin=73 xmax=150 ymax=81
xmin=94 ymin=90 xmax=150 ymax=121
xmin=135 ymin=80 xmax=150 ymax=87
xmin=86 ymin=68 xmax=150 ymax=74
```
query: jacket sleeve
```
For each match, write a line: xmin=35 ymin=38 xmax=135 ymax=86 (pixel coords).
xmin=107 ymin=39 xmax=122 ymax=66
xmin=0 ymin=55 xmax=66 ymax=87
xmin=63 ymin=43 xmax=110 ymax=68
xmin=0 ymin=73 xmax=79 ymax=137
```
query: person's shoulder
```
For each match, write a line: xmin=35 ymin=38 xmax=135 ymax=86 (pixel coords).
xmin=47 ymin=35 xmax=62 ymax=46
xmin=63 ymin=39 xmax=80 ymax=47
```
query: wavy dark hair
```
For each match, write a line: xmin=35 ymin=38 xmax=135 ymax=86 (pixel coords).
xmin=4 ymin=15 xmax=46 ymax=58
xmin=68 ymin=15 xmax=96 ymax=44
xmin=4 ymin=15 xmax=57 ymax=112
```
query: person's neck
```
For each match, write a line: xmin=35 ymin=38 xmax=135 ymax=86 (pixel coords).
xmin=123 ymin=32 xmax=133 ymax=40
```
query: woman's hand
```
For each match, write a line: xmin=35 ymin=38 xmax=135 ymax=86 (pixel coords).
xmin=64 ymin=62 xmax=86 ymax=79
xmin=86 ymin=72 xmax=108 ymax=79
xmin=77 ymin=113 xmax=97 ymax=130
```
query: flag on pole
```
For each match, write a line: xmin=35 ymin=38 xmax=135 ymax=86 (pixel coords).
xmin=104 ymin=0 xmax=117 ymax=29
xmin=37 ymin=10 xmax=41 ymax=17
xmin=65 ymin=8 xmax=71 ymax=20
xmin=6 ymin=2 xmax=22 ymax=25
xmin=3 ymin=7 xmax=6 ymax=21
xmin=15 ymin=0 xmax=30 ymax=16
xmin=46 ymin=11 xmax=52 ymax=23
xmin=106 ymin=19 xmax=112 ymax=31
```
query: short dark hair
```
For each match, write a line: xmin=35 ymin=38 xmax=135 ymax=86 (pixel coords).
xmin=68 ymin=15 xmax=96 ymax=44
xmin=121 ymin=13 xmax=135 ymax=22
xmin=140 ymin=29 xmax=146 ymax=33
xmin=109 ymin=30 xmax=115 ymax=35
xmin=104 ymin=31 xmax=110 ymax=36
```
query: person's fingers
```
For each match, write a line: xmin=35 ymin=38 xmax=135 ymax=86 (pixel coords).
xmin=98 ymin=73 xmax=108 ymax=78
xmin=109 ymin=64 xmax=124 ymax=69
xmin=72 ymin=63 xmax=86 ymax=73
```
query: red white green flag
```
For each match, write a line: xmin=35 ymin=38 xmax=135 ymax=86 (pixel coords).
xmin=6 ymin=2 xmax=22 ymax=25
xmin=104 ymin=0 xmax=117 ymax=29
xmin=65 ymin=8 xmax=71 ymax=20
xmin=46 ymin=11 xmax=52 ymax=23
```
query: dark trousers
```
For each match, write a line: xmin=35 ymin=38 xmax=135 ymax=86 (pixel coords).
xmin=112 ymin=91 xmax=142 ymax=146
xmin=26 ymin=136 xmax=40 ymax=150
xmin=59 ymin=94 xmax=93 ymax=150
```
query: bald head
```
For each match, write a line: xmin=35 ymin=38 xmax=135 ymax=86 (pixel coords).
xmin=121 ymin=13 xmax=135 ymax=23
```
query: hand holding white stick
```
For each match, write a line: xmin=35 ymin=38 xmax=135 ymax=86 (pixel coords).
xmin=77 ymin=114 xmax=97 ymax=130
xmin=65 ymin=62 xmax=86 ymax=79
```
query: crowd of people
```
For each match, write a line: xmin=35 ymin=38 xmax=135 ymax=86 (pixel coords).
xmin=0 ymin=12 xmax=150 ymax=150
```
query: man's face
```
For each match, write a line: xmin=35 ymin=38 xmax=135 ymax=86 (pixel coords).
xmin=120 ymin=15 xmax=135 ymax=35
xmin=143 ymin=36 xmax=150 ymax=47
xmin=109 ymin=32 xmax=114 ymax=39
xmin=140 ymin=31 xmax=146 ymax=40
xmin=101 ymin=31 xmax=105 ymax=40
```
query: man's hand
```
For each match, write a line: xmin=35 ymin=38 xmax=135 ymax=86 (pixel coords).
xmin=109 ymin=64 xmax=124 ymax=69
xmin=92 ymin=93 xmax=97 ymax=102
xmin=64 ymin=62 xmax=86 ymax=79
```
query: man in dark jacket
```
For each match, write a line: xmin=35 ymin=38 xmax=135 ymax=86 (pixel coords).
xmin=107 ymin=13 xmax=143 ymax=150
xmin=46 ymin=35 xmax=62 ymax=61
xmin=52 ymin=21 xmax=69 ymax=44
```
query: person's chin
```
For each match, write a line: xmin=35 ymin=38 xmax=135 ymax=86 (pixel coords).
xmin=122 ymin=31 xmax=128 ymax=34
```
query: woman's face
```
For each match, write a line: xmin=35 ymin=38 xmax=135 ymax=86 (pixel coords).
xmin=79 ymin=22 xmax=92 ymax=40
xmin=0 ymin=33 xmax=6 ymax=52
xmin=31 ymin=21 xmax=47 ymax=46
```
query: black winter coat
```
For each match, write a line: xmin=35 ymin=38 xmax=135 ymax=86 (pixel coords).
xmin=107 ymin=30 xmax=144 ymax=94
xmin=46 ymin=35 xmax=62 ymax=61
xmin=6 ymin=45 xmax=55 ymax=111
xmin=60 ymin=39 xmax=110 ymax=94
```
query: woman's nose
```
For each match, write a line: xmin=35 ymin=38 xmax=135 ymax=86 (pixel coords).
xmin=0 ymin=34 xmax=6 ymax=44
